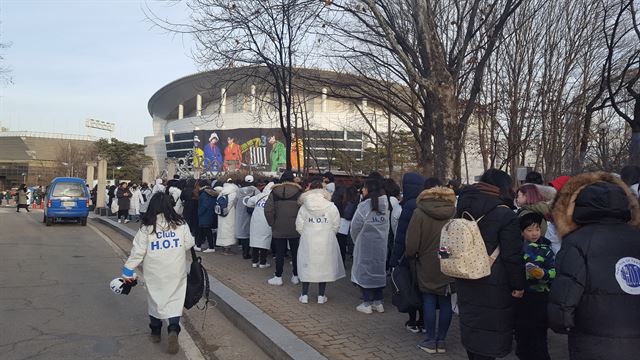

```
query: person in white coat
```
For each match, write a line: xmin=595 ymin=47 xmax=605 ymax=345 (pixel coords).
xmin=245 ymin=182 xmax=274 ymax=268
xmin=296 ymin=180 xmax=345 ymax=304
xmin=152 ymin=178 xmax=166 ymax=195
xmin=128 ymin=183 xmax=143 ymax=222
xmin=120 ymin=192 xmax=194 ymax=354
xmin=215 ymin=180 xmax=239 ymax=254
xmin=235 ymin=175 xmax=260 ymax=259
xmin=139 ymin=183 xmax=152 ymax=218
xmin=350 ymin=178 xmax=389 ymax=314
xmin=168 ymin=185 xmax=183 ymax=215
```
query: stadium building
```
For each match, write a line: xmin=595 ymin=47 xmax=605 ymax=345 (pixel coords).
xmin=0 ymin=131 xmax=96 ymax=190
xmin=144 ymin=67 xmax=380 ymax=178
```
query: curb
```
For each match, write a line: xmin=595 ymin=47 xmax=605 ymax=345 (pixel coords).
xmin=91 ymin=215 xmax=327 ymax=360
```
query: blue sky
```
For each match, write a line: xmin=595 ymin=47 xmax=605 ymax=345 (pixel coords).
xmin=0 ymin=0 xmax=198 ymax=143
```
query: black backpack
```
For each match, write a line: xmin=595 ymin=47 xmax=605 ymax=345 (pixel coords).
xmin=391 ymin=258 xmax=422 ymax=313
xmin=184 ymin=248 xmax=210 ymax=309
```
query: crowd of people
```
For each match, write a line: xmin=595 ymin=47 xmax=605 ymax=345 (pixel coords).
xmin=117 ymin=165 xmax=640 ymax=359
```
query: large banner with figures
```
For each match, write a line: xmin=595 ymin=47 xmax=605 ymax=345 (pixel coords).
xmin=185 ymin=128 xmax=304 ymax=174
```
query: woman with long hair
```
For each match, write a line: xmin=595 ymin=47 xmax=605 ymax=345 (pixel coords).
xmin=331 ymin=185 xmax=359 ymax=262
xmin=120 ymin=192 xmax=195 ymax=354
xmin=350 ymin=178 xmax=389 ymax=314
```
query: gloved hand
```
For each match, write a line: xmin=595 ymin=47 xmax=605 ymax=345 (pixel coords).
xmin=122 ymin=267 xmax=137 ymax=284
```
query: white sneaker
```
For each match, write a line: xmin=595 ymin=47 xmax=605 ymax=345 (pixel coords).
xmin=193 ymin=246 xmax=202 ymax=252
xmin=318 ymin=296 xmax=328 ymax=304
xmin=372 ymin=303 xmax=385 ymax=313
xmin=268 ymin=276 xmax=283 ymax=286
xmin=117 ymin=219 xmax=122 ymax=223
xmin=252 ymin=263 xmax=259 ymax=268
xmin=356 ymin=303 xmax=373 ymax=314
xmin=259 ymin=263 xmax=271 ymax=269
xmin=203 ymin=248 xmax=216 ymax=253
xmin=299 ymin=295 xmax=308 ymax=304
xmin=124 ymin=219 xmax=130 ymax=224
xmin=291 ymin=275 xmax=300 ymax=285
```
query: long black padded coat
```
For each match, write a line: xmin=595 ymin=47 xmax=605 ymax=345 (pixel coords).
xmin=549 ymin=172 xmax=640 ymax=360
xmin=454 ymin=183 xmax=525 ymax=358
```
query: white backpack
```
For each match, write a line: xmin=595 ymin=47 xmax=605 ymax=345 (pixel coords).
xmin=439 ymin=209 xmax=503 ymax=280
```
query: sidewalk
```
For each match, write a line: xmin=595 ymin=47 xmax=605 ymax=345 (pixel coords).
xmin=117 ymin=218 xmax=569 ymax=360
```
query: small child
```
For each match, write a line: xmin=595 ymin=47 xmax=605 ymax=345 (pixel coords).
xmin=515 ymin=212 xmax=556 ymax=360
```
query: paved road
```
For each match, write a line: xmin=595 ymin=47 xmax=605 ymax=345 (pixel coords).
xmin=0 ymin=208 xmax=191 ymax=360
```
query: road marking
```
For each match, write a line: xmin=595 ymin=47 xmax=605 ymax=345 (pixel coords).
xmin=88 ymin=222 xmax=207 ymax=360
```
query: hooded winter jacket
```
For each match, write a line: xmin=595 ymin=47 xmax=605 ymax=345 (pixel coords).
xmin=390 ymin=172 xmax=426 ymax=267
xmin=216 ymin=183 xmax=239 ymax=246
xmin=405 ymin=187 xmax=456 ymax=295
xmin=197 ymin=187 xmax=218 ymax=228
xmin=235 ymin=185 xmax=260 ymax=239
xmin=295 ymin=189 xmax=344 ymax=283
xmin=548 ymin=172 xmax=640 ymax=360
xmin=454 ymin=182 xmax=525 ymax=358
xmin=264 ymin=182 xmax=303 ymax=238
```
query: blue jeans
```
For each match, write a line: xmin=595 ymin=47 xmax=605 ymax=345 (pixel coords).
xmin=361 ymin=287 xmax=384 ymax=304
xmin=422 ymin=293 xmax=453 ymax=341
xmin=149 ymin=315 xmax=180 ymax=328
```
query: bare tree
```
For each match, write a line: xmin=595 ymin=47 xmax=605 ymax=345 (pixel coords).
xmin=315 ymin=0 xmax=524 ymax=180
xmin=601 ymin=0 xmax=640 ymax=165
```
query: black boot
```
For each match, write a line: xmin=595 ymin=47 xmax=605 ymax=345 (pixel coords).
xmin=149 ymin=324 xmax=162 ymax=343
xmin=167 ymin=324 xmax=181 ymax=354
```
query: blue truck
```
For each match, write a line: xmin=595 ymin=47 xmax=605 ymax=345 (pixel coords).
xmin=43 ymin=177 xmax=90 ymax=226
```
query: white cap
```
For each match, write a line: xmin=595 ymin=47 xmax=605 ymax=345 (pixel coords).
xmin=245 ymin=175 xmax=254 ymax=183
xmin=194 ymin=135 xmax=200 ymax=143
xmin=209 ymin=132 xmax=219 ymax=142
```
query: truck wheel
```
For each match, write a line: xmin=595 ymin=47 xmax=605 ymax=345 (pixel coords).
xmin=46 ymin=217 xmax=53 ymax=226
xmin=81 ymin=217 xmax=87 ymax=226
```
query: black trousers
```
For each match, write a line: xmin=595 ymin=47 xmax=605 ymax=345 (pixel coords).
xmin=273 ymin=237 xmax=299 ymax=277
xmin=337 ymin=233 xmax=350 ymax=262
xmin=16 ymin=204 xmax=30 ymax=212
xmin=196 ymin=227 xmax=215 ymax=248
xmin=515 ymin=291 xmax=551 ymax=360
xmin=117 ymin=209 xmax=128 ymax=220
xmin=239 ymin=238 xmax=250 ymax=257
xmin=252 ymin=248 xmax=268 ymax=265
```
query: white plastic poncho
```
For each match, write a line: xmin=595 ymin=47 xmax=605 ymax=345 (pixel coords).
xmin=246 ymin=183 xmax=274 ymax=250
xmin=235 ymin=185 xmax=260 ymax=239
xmin=123 ymin=216 xmax=195 ymax=319
xmin=296 ymin=189 xmax=345 ymax=283
xmin=216 ymin=183 xmax=239 ymax=247
xmin=350 ymin=195 xmax=389 ymax=288
xmin=168 ymin=186 xmax=183 ymax=215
